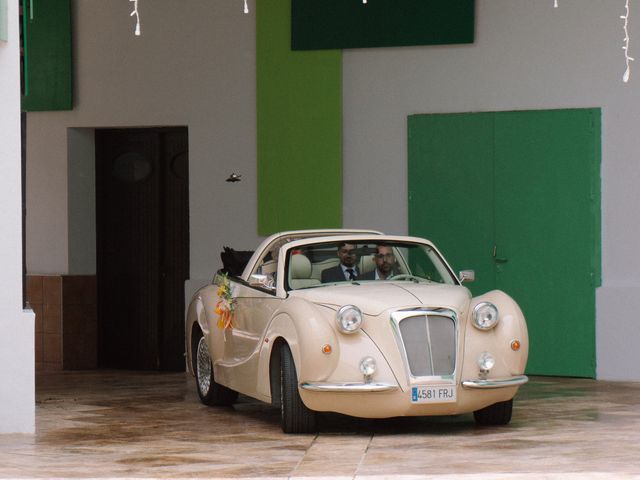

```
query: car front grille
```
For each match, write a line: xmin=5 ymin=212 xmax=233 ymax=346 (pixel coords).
xmin=394 ymin=310 xmax=456 ymax=377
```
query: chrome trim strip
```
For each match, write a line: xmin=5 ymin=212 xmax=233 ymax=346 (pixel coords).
xmin=461 ymin=375 xmax=529 ymax=389
xmin=425 ymin=314 xmax=435 ymax=376
xmin=300 ymin=382 xmax=399 ymax=393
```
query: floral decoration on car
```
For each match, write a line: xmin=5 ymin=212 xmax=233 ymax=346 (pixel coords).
xmin=215 ymin=273 xmax=235 ymax=329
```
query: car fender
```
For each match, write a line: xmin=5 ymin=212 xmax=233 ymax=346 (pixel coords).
xmin=461 ymin=290 xmax=529 ymax=382
xmin=256 ymin=298 xmax=340 ymax=399
xmin=185 ymin=285 xmax=218 ymax=376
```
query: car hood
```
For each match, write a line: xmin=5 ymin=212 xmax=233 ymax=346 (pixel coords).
xmin=289 ymin=282 xmax=471 ymax=316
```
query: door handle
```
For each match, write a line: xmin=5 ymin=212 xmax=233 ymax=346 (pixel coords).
xmin=492 ymin=245 xmax=508 ymax=263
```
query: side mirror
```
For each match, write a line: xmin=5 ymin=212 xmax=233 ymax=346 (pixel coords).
xmin=459 ymin=270 xmax=475 ymax=283
xmin=249 ymin=273 xmax=275 ymax=289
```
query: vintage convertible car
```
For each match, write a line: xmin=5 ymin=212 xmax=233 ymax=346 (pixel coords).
xmin=185 ymin=229 xmax=528 ymax=433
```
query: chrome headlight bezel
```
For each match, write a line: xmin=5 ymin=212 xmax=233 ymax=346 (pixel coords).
xmin=472 ymin=302 xmax=499 ymax=330
xmin=336 ymin=305 xmax=363 ymax=334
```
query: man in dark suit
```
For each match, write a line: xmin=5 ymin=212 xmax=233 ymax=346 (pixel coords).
xmin=360 ymin=245 xmax=397 ymax=280
xmin=321 ymin=243 xmax=360 ymax=282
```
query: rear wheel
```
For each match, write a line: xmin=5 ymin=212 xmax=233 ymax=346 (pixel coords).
xmin=195 ymin=334 xmax=238 ymax=406
xmin=280 ymin=344 xmax=317 ymax=433
xmin=473 ymin=399 xmax=513 ymax=425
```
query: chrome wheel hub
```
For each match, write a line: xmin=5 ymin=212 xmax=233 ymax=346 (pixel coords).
xmin=196 ymin=337 xmax=212 ymax=395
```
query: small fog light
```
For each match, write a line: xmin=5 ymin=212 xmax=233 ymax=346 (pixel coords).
xmin=511 ymin=339 xmax=521 ymax=351
xmin=477 ymin=351 xmax=495 ymax=372
xmin=359 ymin=356 xmax=377 ymax=378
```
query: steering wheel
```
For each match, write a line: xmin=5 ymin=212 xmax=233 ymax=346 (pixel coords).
xmin=387 ymin=273 xmax=421 ymax=282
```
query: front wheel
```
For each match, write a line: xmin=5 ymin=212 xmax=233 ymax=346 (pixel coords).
xmin=195 ymin=334 xmax=238 ymax=406
xmin=280 ymin=344 xmax=317 ymax=433
xmin=473 ymin=399 xmax=513 ymax=425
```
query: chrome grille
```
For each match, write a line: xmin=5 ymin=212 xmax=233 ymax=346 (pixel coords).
xmin=397 ymin=312 xmax=456 ymax=377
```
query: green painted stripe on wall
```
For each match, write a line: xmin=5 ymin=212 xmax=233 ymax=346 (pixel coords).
xmin=257 ymin=0 xmax=342 ymax=235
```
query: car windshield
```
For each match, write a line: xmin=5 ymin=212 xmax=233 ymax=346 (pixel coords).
xmin=285 ymin=240 xmax=457 ymax=291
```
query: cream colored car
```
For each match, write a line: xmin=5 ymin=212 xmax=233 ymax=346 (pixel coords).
xmin=186 ymin=230 xmax=528 ymax=433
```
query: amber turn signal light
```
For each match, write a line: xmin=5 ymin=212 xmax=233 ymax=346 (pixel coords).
xmin=510 ymin=340 xmax=521 ymax=351
xmin=321 ymin=344 xmax=332 ymax=354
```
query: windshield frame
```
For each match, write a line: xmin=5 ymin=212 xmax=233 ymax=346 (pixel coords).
xmin=280 ymin=235 xmax=460 ymax=293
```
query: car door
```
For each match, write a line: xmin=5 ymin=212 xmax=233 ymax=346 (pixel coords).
xmin=219 ymin=250 xmax=282 ymax=396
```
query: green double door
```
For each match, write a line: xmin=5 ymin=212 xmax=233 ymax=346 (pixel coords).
xmin=408 ymin=109 xmax=600 ymax=377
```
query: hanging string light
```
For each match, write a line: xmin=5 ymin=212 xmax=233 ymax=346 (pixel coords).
xmin=130 ymin=0 xmax=141 ymax=36
xmin=622 ymin=0 xmax=633 ymax=82
xmin=124 ymin=0 xmax=633 ymax=83
xmin=553 ymin=0 xmax=632 ymax=82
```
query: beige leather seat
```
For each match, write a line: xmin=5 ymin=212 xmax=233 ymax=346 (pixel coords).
xmin=359 ymin=254 xmax=376 ymax=276
xmin=311 ymin=257 xmax=339 ymax=280
xmin=289 ymin=254 xmax=321 ymax=290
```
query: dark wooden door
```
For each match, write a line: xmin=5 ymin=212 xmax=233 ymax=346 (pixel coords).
xmin=96 ymin=128 xmax=189 ymax=371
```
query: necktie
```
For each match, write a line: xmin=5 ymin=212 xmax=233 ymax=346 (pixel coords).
xmin=346 ymin=268 xmax=356 ymax=280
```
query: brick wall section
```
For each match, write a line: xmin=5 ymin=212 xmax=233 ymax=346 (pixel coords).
xmin=26 ymin=275 xmax=97 ymax=372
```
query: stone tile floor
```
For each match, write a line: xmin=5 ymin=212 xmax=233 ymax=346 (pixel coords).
xmin=1 ymin=371 xmax=640 ymax=479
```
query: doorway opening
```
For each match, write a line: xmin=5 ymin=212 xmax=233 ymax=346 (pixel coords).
xmin=95 ymin=127 xmax=189 ymax=371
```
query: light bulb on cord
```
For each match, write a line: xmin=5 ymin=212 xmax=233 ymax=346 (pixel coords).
xmin=130 ymin=0 xmax=141 ymax=36
xmin=622 ymin=0 xmax=634 ymax=82
xmin=244 ymin=0 xmax=249 ymax=14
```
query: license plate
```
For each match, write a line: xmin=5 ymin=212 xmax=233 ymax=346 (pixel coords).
xmin=411 ymin=385 xmax=456 ymax=403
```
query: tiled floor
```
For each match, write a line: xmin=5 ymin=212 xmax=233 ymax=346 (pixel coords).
xmin=1 ymin=372 xmax=640 ymax=479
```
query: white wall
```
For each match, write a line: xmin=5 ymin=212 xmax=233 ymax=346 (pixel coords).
xmin=0 ymin=0 xmax=35 ymax=433
xmin=342 ymin=0 xmax=638 ymax=380
xmin=27 ymin=0 xmax=259 ymax=283
xmin=68 ymin=128 xmax=96 ymax=275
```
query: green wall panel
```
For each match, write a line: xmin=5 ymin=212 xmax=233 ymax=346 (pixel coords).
xmin=292 ymin=0 xmax=474 ymax=50
xmin=409 ymin=109 xmax=601 ymax=378
xmin=21 ymin=0 xmax=72 ymax=111
xmin=0 ymin=0 xmax=8 ymax=42
xmin=257 ymin=0 xmax=342 ymax=235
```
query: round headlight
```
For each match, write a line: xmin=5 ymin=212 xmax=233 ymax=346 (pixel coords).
xmin=336 ymin=305 xmax=363 ymax=334
xmin=473 ymin=302 xmax=499 ymax=330
xmin=359 ymin=356 xmax=377 ymax=377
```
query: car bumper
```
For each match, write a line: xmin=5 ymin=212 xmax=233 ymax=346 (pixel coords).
xmin=301 ymin=375 xmax=528 ymax=393
xmin=461 ymin=375 xmax=529 ymax=389
xmin=299 ymin=376 xmax=527 ymax=418
xmin=301 ymin=382 xmax=399 ymax=393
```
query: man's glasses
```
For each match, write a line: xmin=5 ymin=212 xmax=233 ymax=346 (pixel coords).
xmin=374 ymin=253 xmax=395 ymax=260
